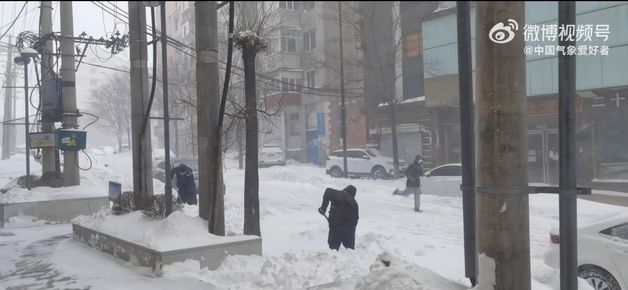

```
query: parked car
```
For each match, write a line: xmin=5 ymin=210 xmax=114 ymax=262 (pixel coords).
xmin=154 ymin=158 xmax=199 ymax=183
xmin=326 ymin=148 xmax=407 ymax=180
xmin=544 ymin=212 xmax=628 ymax=290
xmin=420 ymin=163 xmax=463 ymax=196
xmin=259 ymin=144 xmax=286 ymax=167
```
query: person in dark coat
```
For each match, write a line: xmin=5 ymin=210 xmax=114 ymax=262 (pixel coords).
xmin=171 ymin=163 xmax=198 ymax=205
xmin=402 ymin=155 xmax=424 ymax=212
xmin=318 ymin=185 xmax=359 ymax=250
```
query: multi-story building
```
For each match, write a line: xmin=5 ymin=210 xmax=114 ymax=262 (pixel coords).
xmin=260 ymin=1 xmax=367 ymax=165
xmin=421 ymin=2 xmax=628 ymax=190
xmin=164 ymin=1 xmax=369 ymax=165
xmin=366 ymin=2 xmax=438 ymax=167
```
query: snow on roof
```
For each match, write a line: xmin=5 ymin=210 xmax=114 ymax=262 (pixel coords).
xmin=434 ymin=1 xmax=456 ymax=13
xmin=377 ymin=96 xmax=426 ymax=107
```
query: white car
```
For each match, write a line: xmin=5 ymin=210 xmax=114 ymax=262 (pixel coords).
xmin=422 ymin=163 xmax=463 ymax=197
xmin=326 ymin=148 xmax=407 ymax=179
xmin=545 ymin=212 xmax=628 ymax=290
xmin=259 ymin=144 xmax=285 ymax=167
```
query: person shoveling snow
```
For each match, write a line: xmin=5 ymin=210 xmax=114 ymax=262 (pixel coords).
xmin=318 ymin=185 xmax=359 ymax=251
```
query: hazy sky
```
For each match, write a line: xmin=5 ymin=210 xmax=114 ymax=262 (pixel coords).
xmin=0 ymin=1 xmax=153 ymax=148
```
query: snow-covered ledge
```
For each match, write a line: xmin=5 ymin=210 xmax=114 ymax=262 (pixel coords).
xmin=72 ymin=211 xmax=262 ymax=275
xmin=1 ymin=184 xmax=110 ymax=227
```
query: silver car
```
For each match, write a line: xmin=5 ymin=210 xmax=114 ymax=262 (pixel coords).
xmin=545 ymin=212 xmax=628 ymax=290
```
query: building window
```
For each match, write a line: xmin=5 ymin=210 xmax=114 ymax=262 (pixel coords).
xmin=281 ymin=78 xmax=296 ymax=91
xmin=290 ymin=113 xmax=300 ymax=135
xmin=280 ymin=30 xmax=299 ymax=53
xmin=303 ymin=29 xmax=316 ymax=52
xmin=306 ymin=70 xmax=316 ymax=88
xmin=280 ymin=77 xmax=303 ymax=91
xmin=279 ymin=1 xmax=295 ymax=10
xmin=303 ymin=1 xmax=315 ymax=10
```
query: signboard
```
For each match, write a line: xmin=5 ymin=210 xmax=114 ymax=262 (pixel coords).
xmin=108 ymin=181 xmax=122 ymax=201
xmin=29 ymin=132 xmax=57 ymax=148
xmin=57 ymin=130 xmax=87 ymax=151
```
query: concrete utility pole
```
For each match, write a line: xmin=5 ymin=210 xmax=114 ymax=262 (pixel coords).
xmin=195 ymin=1 xmax=225 ymax=234
xmin=60 ymin=1 xmax=80 ymax=186
xmin=2 ymin=37 xmax=14 ymax=160
xmin=338 ymin=1 xmax=348 ymax=178
xmin=476 ymin=2 xmax=530 ymax=290
xmin=128 ymin=1 xmax=154 ymax=209
xmin=558 ymin=2 xmax=578 ymax=289
xmin=40 ymin=1 xmax=57 ymax=177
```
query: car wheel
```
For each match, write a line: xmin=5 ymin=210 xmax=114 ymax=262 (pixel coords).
xmin=330 ymin=166 xmax=343 ymax=178
xmin=578 ymin=265 xmax=621 ymax=290
xmin=371 ymin=166 xmax=387 ymax=180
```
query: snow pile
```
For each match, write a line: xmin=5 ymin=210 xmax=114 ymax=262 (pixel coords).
xmin=354 ymin=254 xmax=465 ymax=290
xmin=0 ymin=153 xmax=112 ymax=203
xmin=2 ymin=214 xmax=52 ymax=229
xmin=163 ymin=251 xmax=466 ymax=290
xmin=77 ymin=209 xmax=257 ymax=251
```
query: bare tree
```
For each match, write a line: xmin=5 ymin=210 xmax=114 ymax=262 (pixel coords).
xmin=231 ymin=1 xmax=287 ymax=236
xmin=88 ymin=73 xmax=132 ymax=152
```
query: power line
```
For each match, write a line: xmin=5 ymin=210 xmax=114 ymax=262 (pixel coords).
xmin=0 ymin=1 xmax=28 ymax=42
xmin=90 ymin=1 xmax=363 ymax=99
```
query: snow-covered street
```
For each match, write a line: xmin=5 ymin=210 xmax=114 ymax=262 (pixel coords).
xmin=1 ymin=151 xmax=624 ymax=289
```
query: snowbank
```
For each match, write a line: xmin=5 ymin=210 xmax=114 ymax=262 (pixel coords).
xmin=76 ymin=209 xmax=257 ymax=252
xmin=0 ymin=183 xmax=107 ymax=203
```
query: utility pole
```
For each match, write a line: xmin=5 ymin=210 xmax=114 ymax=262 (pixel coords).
xmin=558 ymin=2 xmax=578 ymax=289
xmin=60 ymin=1 xmax=80 ymax=186
xmin=476 ymin=2 xmax=530 ymax=290
xmin=195 ymin=1 xmax=224 ymax=234
xmin=456 ymin=1 xmax=477 ymax=286
xmin=129 ymin=1 xmax=154 ymax=209
xmin=40 ymin=0 xmax=57 ymax=177
xmin=338 ymin=1 xmax=348 ymax=178
xmin=2 ymin=37 xmax=13 ymax=160
xmin=159 ymin=2 xmax=173 ymax=216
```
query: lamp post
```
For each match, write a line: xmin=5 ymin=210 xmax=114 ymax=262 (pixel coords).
xmin=14 ymin=48 xmax=38 ymax=190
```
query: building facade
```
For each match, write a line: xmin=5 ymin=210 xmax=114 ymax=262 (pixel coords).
xmin=422 ymin=2 xmax=628 ymax=186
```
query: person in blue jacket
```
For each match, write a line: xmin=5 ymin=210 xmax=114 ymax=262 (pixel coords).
xmin=171 ymin=163 xmax=197 ymax=205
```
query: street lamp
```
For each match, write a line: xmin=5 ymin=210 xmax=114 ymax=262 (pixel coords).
xmin=14 ymin=48 xmax=38 ymax=190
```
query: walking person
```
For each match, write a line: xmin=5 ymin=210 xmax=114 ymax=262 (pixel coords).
xmin=399 ymin=155 xmax=424 ymax=212
xmin=318 ymin=185 xmax=359 ymax=250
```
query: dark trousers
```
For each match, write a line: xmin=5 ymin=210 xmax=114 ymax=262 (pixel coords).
xmin=328 ymin=226 xmax=355 ymax=250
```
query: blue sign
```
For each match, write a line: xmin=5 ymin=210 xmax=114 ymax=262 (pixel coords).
xmin=108 ymin=181 xmax=122 ymax=201
xmin=317 ymin=113 xmax=325 ymax=136
xmin=57 ymin=130 xmax=87 ymax=151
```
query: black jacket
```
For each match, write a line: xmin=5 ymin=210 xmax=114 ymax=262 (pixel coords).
xmin=405 ymin=161 xmax=423 ymax=187
xmin=171 ymin=164 xmax=197 ymax=203
xmin=320 ymin=187 xmax=359 ymax=229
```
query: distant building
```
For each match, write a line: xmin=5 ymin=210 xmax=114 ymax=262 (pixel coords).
xmin=421 ymin=2 xmax=628 ymax=187
xmin=163 ymin=1 xmax=369 ymax=165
